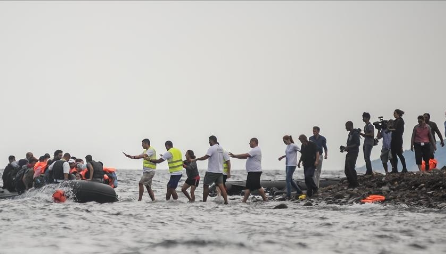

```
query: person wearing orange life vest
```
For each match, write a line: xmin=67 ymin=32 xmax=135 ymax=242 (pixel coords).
xmin=33 ymin=154 xmax=50 ymax=179
xmin=149 ymin=141 xmax=183 ymax=201
xmin=124 ymin=138 xmax=157 ymax=201
xmin=411 ymin=115 xmax=436 ymax=172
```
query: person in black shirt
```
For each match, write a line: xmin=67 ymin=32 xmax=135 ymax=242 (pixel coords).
xmin=423 ymin=113 xmax=445 ymax=159
xmin=297 ymin=135 xmax=319 ymax=197
xmin=343 ymin=121 xmax=360 ymax=188
xmin=390 ymin=109 xmax=407 ymax=173
xmin=181 ymin=150 xmax=200 ymax=202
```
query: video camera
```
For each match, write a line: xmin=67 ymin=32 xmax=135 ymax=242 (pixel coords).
xmin=373 ymin=116 xmax=391 ymax=131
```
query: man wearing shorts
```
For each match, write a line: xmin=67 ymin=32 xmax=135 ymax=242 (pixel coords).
xmin=193 ymin=135 xmax=229 ymax=204
xmin=124 ymin=138 xmax=156 ymax=201
xmin=150 ymin=141 xmax=183 ymax=201
xmin=229 ymin=138 xmax=267 ymax=203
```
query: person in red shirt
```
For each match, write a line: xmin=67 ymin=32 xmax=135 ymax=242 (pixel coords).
xmin=411 ymin=115 xmax=436 ymax=172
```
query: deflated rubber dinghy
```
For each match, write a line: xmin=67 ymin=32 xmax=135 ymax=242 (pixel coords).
xmin=225 ymin=178 xmax=341 ymax=196
xmin=60 ymin=180 xmax=118 ymax=203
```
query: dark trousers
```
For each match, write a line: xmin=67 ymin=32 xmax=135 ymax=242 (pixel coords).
xmin=363 ymin=145 xmax=373 ymax=175
xmin=414 ymin=143 xmax=431 ymax=170
xmin=345 ymin=153 xmax=358 ymax=187
xmin=303 ymin=165 xmax=318 ymax=197
xmin=390 ymin=139 xmax=407 ymax=173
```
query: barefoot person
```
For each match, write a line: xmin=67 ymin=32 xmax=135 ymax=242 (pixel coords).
xmin=181 ymin=150 xmax=199 ymax=202
xmin=192 ymin=136 xmax=229 ymax=204
xmin=229 ymin=138 xmax=267 ymax=203
xmin=411 ymin=115 xmax=436 ymax=172
xmin=278 ymin=135 xmax=303 ymax=199
xmin=124 ymin=138 xmax=157 ymax=201
xmin=149 ymin=141 xmax=183 ymax=201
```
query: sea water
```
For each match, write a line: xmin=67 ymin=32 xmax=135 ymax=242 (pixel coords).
xmin=1 ymin=169 xmax=446 ymax=254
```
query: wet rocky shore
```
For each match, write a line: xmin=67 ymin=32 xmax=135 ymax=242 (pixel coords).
xmin=275 ymin=167 xmax=446 ymax=209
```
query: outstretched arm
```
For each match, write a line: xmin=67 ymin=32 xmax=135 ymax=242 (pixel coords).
xmin=229 ymin=153 xmax=250 ymax=159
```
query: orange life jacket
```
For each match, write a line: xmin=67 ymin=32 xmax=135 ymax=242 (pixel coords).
xmin=361 ymin=195 xmax=385 ymax=203
xmin=34 ymin=161 xmax=48 ymax=174
xmin=103 ymin=167 xmax=116 ymax=173
xmin=102 ymin=167 xmax=116 ymax=188
xmin=53 ymin=189 xmax=67 ymax=203
xmin=69 ymin=167 xmax=77 ymax=174
xmin=79 ymin=169 xmax=88 ymax=180
xmin=421 ymin=159 xmax=437 ymax=171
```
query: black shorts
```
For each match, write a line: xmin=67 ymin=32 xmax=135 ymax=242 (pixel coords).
xmin=223 ymin=175 xmax=228 ymax=185
xmin=245 ymin=172 xmax=262 ymax=191
xmin=185 ymin=176 xmax=200 ymax=187
xmin=414 ymin=143 xmax=430 ymax=165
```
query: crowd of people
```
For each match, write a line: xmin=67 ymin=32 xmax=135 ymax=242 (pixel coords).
xmin=2 ymin=109 xmax=445 ymax=201
xmin=2 ymin=150 xmax=116 ymax=194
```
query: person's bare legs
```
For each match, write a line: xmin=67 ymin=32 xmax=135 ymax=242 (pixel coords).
xmin=258 ymin=188 xmax=268 ymax=201
xmin=182 ymin=184 xmax=192 ymax=201
xmin=190 ymin=185 xmax=196 ymax=202
xmin=146 ymin=186 xmax=155 ymax=201
xmin=217 ymin=183 xmax=228 ymax=204
xmin=242 ymin=189 xmax=251 ymax=203
xmin=203 ymin=184 xmax=210 ymax=202
xmin=171 ymin=189 xmax=178 ymax=200
xmin=166 ymin=187 xmax=171 ymax=200
xmin=138 ymin=183 xmax=144 ymax=201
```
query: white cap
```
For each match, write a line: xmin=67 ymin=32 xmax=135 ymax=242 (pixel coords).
xmin=68 ymin=159 xmax=76 ymax=164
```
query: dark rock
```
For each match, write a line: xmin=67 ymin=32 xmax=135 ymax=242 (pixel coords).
xmin=334 ymin=194 xmax=344 ymax=200
xmin=273 ymin=203 xmax=288 ymax=209
xmin=303 ymin=202 xmax=313 ymax=206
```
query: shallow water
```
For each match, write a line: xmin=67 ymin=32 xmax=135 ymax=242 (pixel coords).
xmin=1 ymin=170 xmax=446 ymax=254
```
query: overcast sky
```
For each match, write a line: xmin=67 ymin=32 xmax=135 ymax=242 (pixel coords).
xmin=1 ymin=1 xmax=445 ymax=171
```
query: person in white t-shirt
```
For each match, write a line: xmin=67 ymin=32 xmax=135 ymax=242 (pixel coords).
xmin=123 ymin=138 xmax=157 ymax=201
xmin=278 ymin=135 xmax=303 ymax=199
xmin=230 ymin=138 xmax=267 ymax=203
xmin=193 ymin=135 xmax=229 ymax=204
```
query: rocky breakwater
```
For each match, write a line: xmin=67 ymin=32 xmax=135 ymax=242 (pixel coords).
xmin=306 ymin=167 xmax=446 ymax=209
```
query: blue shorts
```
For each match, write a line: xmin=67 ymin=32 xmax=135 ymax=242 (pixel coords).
xmin=167 ymin=174 xmax=182 ymax=189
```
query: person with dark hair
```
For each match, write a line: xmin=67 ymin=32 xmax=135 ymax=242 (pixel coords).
xmin=85 ymin=155 xmax=105 ymax=182
xmin=360 ymin=112 xmax=375 ymax=175
xmin=297 ymin=135 xmax=319 ymax=197
xmin=390 ymin=109 xmax=408 ymax=173
xmin=343 ymin=121 xmax=360 ymax=188
xmin=181 ymin=150 xmax=199 ymax=202
xmin=423 ymin=113 xmax=444 ymax=159
xmin=33 ymin=155 xmax=49 ymax=179
xmin=124 ymin=138 xmax=157 ymax=201
xmin=18 ymin=152 xmax=34 ymax=168
xmin=278 ymin=135 xmax=302 ymax=199
xmin=48 ymin=153 xmax=71 ymax=182
xmin=22 ymin=157 xmax=39 ymax=190
xmin=192 ymin=136 xmax=229 ymax=204
xmin=150 ymin=141 xmax=183 ymax=201
xmin=44 ymin=150 xmax=63 ymax=183
xmin=2 ymin=155 xmax=19 ymax=191
xmin=411 ymin=116 xmax=436 ymax=172
xmin=230 ymin=138 xmax=267 ymax=203
xmin=309 ymin=126 xmax=328 ymax=188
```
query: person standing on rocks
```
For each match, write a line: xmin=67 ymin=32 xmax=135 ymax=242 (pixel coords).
xmin=389 ymin=109 xmax=408 ymax=173
xmin=377 ymin=121 xmax=392 ymax=174
xmin=343 ymin=121 xmax=360 ymax=189
xmin=360 ymin=112 xmax=375 ymax=175
xmin=297 ymin=135 xmax=319 ymax=197
xmin=423 ymin=113 xmax=444 ymax=159
xmin=309 ymin=127 xmax=328 ymax=188
xmin=411 ymin=115 xmax=436 ymax=172
xmin=278 ymin=135 xmax=303 ymax=199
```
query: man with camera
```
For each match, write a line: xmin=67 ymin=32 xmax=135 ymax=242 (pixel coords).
xmin=376 ymin=120 xmax=392 ymax=174
xmin=360 ymin=112 xmax=375 ymax=175
xmin=341 ymin=121 xmax=360 ymax=189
